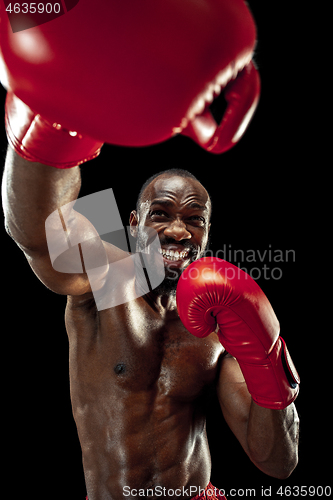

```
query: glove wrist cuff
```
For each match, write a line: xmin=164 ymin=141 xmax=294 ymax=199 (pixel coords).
xmin=237 ymin=337 xmax=300 ymax=410
xmin=5 ymin=92 xmax=103 ymax=169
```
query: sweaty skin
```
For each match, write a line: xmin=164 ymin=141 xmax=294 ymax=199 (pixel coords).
xmin=67 ymin=292 xmax=224 ymax=499
xmin=66 ymin=175 xmax=223 ymax=499
xmin=2 ymin=153 xmax=300 ymax=500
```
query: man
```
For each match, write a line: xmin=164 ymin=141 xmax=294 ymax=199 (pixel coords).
xmin=2 ymin=94 xmax=300 ymax=500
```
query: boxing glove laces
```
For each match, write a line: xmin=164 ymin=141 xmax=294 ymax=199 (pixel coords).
xmin=176 ymin=258 xmax=300 ymax=410
xmin=5 ymin=92 xmax=103 ymax=168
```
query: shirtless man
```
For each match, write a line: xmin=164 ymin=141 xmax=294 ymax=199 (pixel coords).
xmin=2 ymin=93 xmax=300 ymax=500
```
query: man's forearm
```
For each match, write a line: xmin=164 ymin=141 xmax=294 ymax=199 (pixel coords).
xmin=247 ymin=400 xmax=299 ymax=479
xmin=2 ymin=145 xmax=81 ymax=251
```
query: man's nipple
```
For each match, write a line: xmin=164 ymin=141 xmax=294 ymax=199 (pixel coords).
xmin=114 ymin=363 xmax=126 ymax=375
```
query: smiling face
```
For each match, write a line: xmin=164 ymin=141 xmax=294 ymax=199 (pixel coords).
xmin=130 ymin=174 xmax=211 ymax=293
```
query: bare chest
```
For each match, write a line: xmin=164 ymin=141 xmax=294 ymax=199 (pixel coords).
xmin=66 ymin=295 xmax=224 ymax=401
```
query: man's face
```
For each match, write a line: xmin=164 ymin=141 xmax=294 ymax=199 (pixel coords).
xmin=130 ymin=175 xmax=211 ymax=293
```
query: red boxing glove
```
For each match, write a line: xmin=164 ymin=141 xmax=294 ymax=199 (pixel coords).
xmin=176 ymin=258 xmax=300 ymax=410
xmin=0 ymin=0 xmax=258 ymax=152
xmin=5 ymin=92 xmax=103 ymax=168
xmin=181 ymin=61 xmax=260 ymax=154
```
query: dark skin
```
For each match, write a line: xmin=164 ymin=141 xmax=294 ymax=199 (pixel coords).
xmin=2 ymin=147 xmax=299 ymax=500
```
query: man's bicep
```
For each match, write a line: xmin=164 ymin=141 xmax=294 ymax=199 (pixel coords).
xmin=217 ymin=354 xmax=252 ymax=454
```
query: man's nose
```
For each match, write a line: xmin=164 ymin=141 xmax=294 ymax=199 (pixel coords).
xmin=164 ymin=220 xmax=191 ymax=241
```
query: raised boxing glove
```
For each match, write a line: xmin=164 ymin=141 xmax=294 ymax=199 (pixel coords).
xmin=5 ymin=92 xmax=103 ymax=168
xmin=181 ymin=61 xmax=260 ymax=154
xmin=176 ymin=257 xmax=300 ymax=410
xmin=0 ymin=0 xmax=259 ymax=152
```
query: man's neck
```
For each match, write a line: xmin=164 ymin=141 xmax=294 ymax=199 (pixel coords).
xmin=144 ymin=288 xmax=179 ymax=317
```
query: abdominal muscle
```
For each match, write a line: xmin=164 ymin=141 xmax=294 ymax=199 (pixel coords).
xmin=65 ymin=285 xmax=222 ymax=500
xmin=74 ymin=387 xmax=212 ymax=500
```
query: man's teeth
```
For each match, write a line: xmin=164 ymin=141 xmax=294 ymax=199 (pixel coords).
xmin=158 ymin=248 xmax=190 ymax=261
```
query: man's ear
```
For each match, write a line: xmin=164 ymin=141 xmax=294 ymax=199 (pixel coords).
xmin=129 ymin=210 xmax=138 ymax=237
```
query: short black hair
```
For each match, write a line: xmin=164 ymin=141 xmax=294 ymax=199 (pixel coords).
xmin=136 ymin=168 xmax=208 ymax=214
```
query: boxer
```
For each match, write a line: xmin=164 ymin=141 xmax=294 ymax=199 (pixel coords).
xmin=2 ymin=96 xmax=300 ymax=500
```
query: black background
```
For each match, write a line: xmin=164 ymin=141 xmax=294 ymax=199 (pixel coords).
xmin=1 ymin=2 xmax=322 ymax=499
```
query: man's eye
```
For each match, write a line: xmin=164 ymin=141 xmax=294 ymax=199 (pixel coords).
xmin=149 ymin=210 xmax=168 ymax=217
xmin=188 ymin=215 xmax=205 ymax=224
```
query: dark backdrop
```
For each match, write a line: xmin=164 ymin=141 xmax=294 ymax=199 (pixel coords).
xmin=1 ymin=3 xmax=321 ymax=499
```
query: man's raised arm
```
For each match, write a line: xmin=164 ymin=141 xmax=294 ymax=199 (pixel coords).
xmin=2 ymin=91 xmax=105 ymax=296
